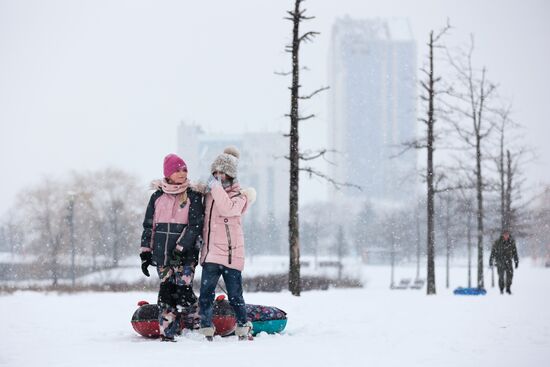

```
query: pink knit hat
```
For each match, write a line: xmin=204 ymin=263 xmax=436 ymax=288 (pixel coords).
xmin=163 ymin=154 xmax=187 ymax=178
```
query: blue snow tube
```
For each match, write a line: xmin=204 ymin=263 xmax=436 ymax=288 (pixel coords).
xmin=453 ymin=287 xmax=487 ymax=295
xmin=245 ymin=304 xmax=287 ymax=335
xmin=251 ymin=319 xmax=288 ymax=335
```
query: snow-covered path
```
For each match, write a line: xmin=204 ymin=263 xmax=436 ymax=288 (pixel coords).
xmin=1 ymin=265 xmax=549 ymax=367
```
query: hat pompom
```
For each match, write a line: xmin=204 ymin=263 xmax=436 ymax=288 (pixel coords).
xmin=224 ymin=146 xmax=240 ymax=159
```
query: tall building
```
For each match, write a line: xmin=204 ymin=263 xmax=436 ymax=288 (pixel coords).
xmin=328 ymin=17 xmax=417 ymax=206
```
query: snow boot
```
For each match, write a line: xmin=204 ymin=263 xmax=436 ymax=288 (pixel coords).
xmin=199 ymin=326 xmax=215 ymax=341
xmin=235 ymin=322 xmax=253 ymax=341
xmin=160 ymin=335 xmax=176 ymax=342
xmin=506 ymin=288 xmax=512 ymax=295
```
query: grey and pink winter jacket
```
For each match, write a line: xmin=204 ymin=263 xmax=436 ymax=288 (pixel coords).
xmin=141 ymin=187 xmax=204 ymax=267
xmin=200 ymin=183 xmax=254 ymax=271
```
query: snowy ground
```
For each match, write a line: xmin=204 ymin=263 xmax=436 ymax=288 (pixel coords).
xmin=1 ymin=263 xmax=549 ymax=367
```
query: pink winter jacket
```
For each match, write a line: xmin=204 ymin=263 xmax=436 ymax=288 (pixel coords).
xmin=200 ymin=182 xmax=252 ymax=271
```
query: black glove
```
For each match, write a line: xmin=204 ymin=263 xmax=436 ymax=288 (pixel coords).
xmin=515 ymin=261 xmax=519 ymax=269
xmin=140 ymin=252 xmax=152 ymax=277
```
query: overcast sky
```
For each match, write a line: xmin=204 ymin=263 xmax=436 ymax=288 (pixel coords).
xmin=1 ymin=0 xmax=549 ymax=212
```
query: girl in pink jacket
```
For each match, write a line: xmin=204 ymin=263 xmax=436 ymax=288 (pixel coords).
xmin=198 ymin=146 xmax=256 ymax=340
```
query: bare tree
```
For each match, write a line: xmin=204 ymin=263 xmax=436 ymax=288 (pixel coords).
xmin=446 ymin=35 xmax=497 ymax=289
xmin=282 ymin=0 xmax=359 ymax=296
xmin=503 ymin=148 xmax=533 ymax=236
xmin=490 ymin=105 xmax=528 ymax=234
xmin=414 ymin=199 xmax=425 ymax=281
xmin=335 ymin=225 xmax=347 ymax=281
xmin=285 ymin=0 xmax=315 ymax=296
xmin=441 ymin=193 xmax=452 ymax=288
xmin=66 ymin=193 xmax=76 ymax=286
xmin=399 ymin=22 xmax=450 ymax=294
xmin=17 ymin=180 xmax=67 ymax=286
xmin=483 ymin=103 xmax=534 ymax=285
xmin=91 ymin=169 xmax=143 ymax=268
xmin=495 ymin=107 xmax=511 ymax=232
xmin=459 ymin=192 xmax=475 ymax=288
xmin=0 ymin=217 xmax=24 ymax=255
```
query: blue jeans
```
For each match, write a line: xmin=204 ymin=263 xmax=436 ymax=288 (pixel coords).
xmin=199 ymin=263 xmax=247 ymax=327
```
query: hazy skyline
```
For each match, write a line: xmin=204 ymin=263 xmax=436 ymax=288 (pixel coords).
xmin=1 ymin=0 xmax=549 ymax=213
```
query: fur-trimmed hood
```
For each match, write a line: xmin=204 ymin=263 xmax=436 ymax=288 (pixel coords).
xmin=150 ymin=179 xmax=163 ymax=191
xmin=240 ymin=187 xmax=257 ymax=206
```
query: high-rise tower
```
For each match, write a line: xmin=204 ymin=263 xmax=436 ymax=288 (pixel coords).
xmin=328 ymin=17 xmax=417 ymax=206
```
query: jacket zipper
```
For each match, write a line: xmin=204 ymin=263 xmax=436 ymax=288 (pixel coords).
xmin=204 ymin=199 xmax=215 ymax=263
xmin=164 ymin=223 xmax=170 ymax=266
xmin=225 ymin=223 xmax=232 ymax=264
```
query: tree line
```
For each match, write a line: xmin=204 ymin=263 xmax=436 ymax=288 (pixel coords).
xmin=0 ymin=168 xmax=143 ymax=286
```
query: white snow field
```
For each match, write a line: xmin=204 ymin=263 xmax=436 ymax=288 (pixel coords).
xmin=1 ymin=263 xmax=549 ymax=367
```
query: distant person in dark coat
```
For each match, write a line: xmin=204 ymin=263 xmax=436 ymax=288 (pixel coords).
xmin=489 ymin=230 xmax=519 ymax=295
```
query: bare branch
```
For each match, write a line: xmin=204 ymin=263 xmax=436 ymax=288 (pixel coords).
xmin=435 ymin=184 xmax=475 ymax=194
xmin=392 ymin=139 xmax=428 ymax=158
xmin=275 ymin=66 xmax=311 ymax=76
xmin=298 ymin=149 xmax=329 ymax=161
xmin=298 ymin=114 xmax=315 ymax=121
xmin=274 ymin=70 xmax=292 ymax=76
xmin=299 ymin=86 xmax=330 ymax=99
xmin=432 ymin=19 xmax=452 ymax=43
xmin=299 ymin=31 xmax=320 ymax=43
xmin=299 ymin=167 xmax=362 ymax=191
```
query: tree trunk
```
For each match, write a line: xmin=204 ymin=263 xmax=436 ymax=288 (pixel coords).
xmin=499 ymin=126 xmax=505 ymax=232
xmin=415 ymin=206 xmax=421 ymax=280
xmin=288 ymin=0 xmax=302 ymax=296
xmin=475 ymin=136 xmax=484 ymax=289
xmin=51 ymin=247 xmax=59 ymax=287
xmin=337 ymin=226 xmax=345 ymax=281
xmin=445 ymin=195 xmax=450 ymax=289
xmin=45 ymin=208 xmax=59 ymax=287
xmin=111 ymin=200 xmax=123 ymax=268
xmin=390 ymin=233 xmax=395 ymax=288
xmin=505 ymin=150 xmax=512 ymax=232
xmin=467 ymin=206 xmax=472 ymax=288
xmin=68 ymin=196 xmax=76 ymax=287
xmin=426 ymin=31 xmax=436 ymax=295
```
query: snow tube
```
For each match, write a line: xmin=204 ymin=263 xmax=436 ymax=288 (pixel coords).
xmin=211 ymin=295 xmax=237 ymax=336
xmin=131 ymin=296 xmax=287 ymax=338
xmin=453 ymin=287 xmax=487 ymax=296
xmin=249 ymin=319 xmax=287 ymax=335
xmin=131 ymin=301 xmax=161 ymax=338
xmin=131 ymin=298 xmax=235 ymax=338
xmin=245 ymin=303 xmax=287 ymax=336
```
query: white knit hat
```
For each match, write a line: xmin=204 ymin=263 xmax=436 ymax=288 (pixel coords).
xmin=210 ymin=146 xmax=240 ymax=178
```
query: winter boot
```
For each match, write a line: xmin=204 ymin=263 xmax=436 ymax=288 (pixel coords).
xmin=500 ymin=288 xmax=504 ymax=295
xmin=235 ymin=321 xmax=253 ymax=341
xmin=506 ymin=287 xmax=512 ymax=295
xmin=199 ymin=326 xmax=215 ymax=341
xmin=160 ymin=335 xmax=176 ymax=342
